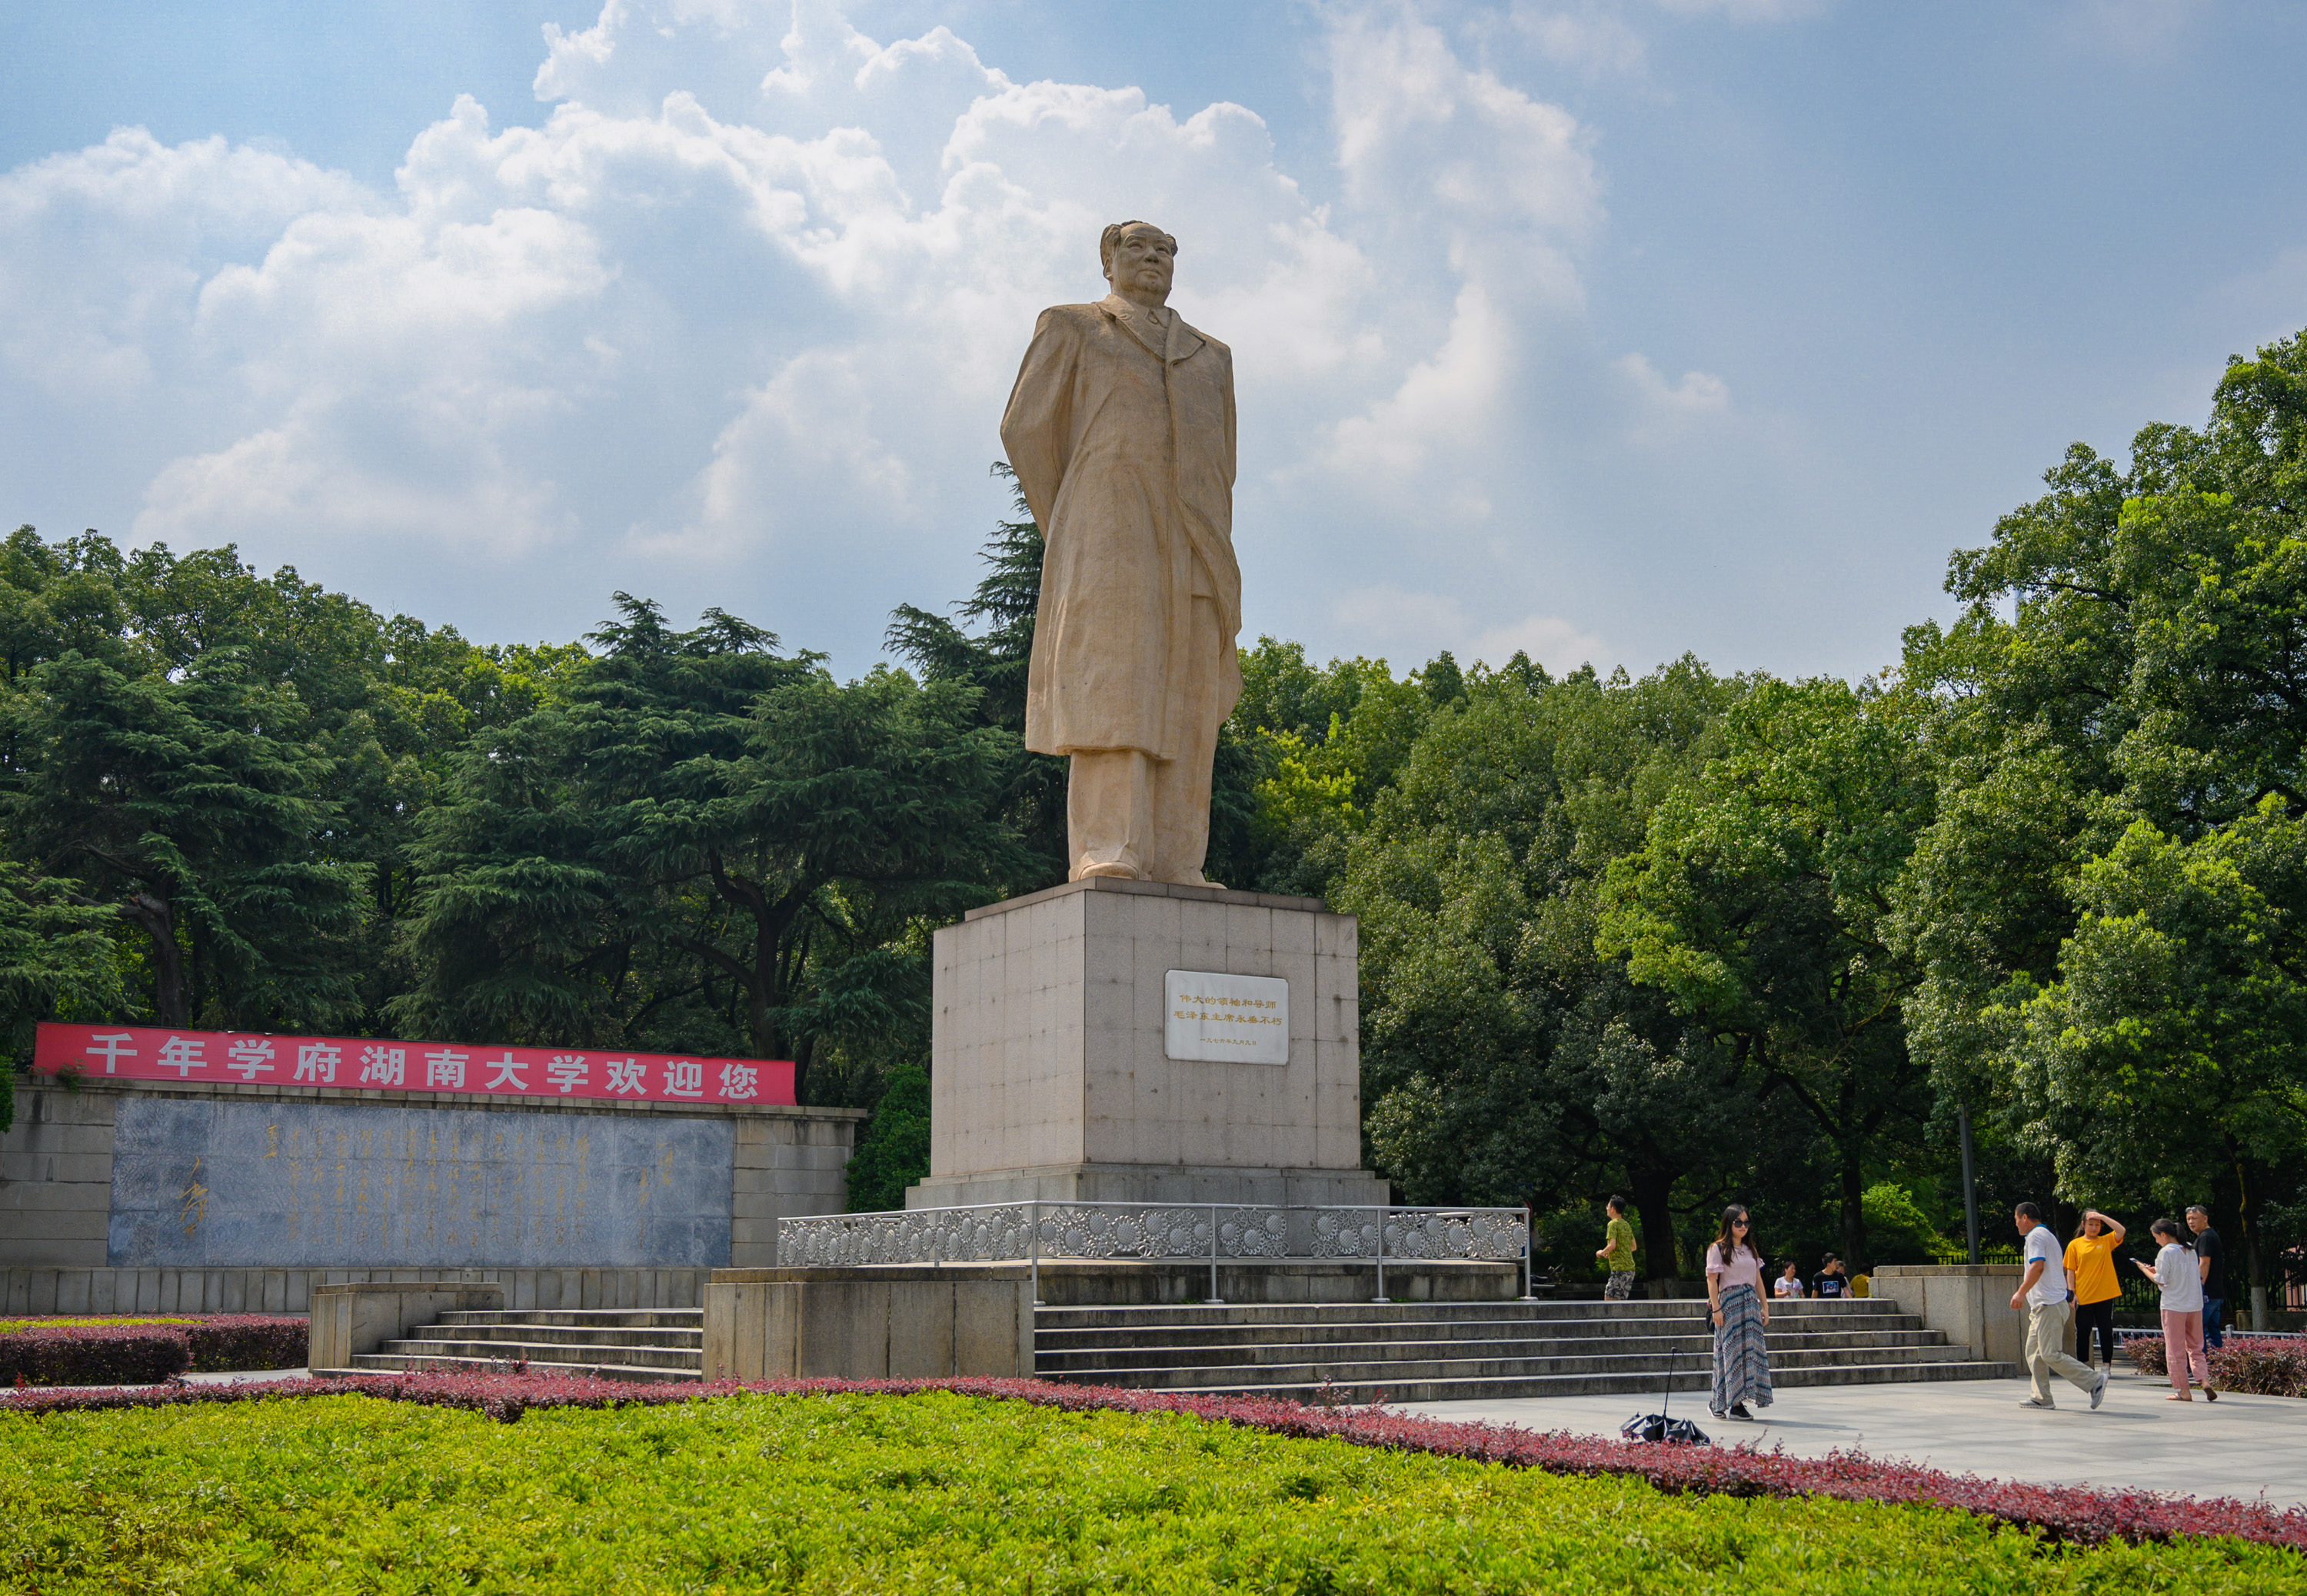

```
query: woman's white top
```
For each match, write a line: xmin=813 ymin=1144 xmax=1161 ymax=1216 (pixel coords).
xmin=1773 ymin=1275 xmax=1801 ymax=1298
xmin=2154 ymin=1241 xmax=2205 ymax=1313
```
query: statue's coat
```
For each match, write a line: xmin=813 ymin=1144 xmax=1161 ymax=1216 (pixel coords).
xmin=1000 ymin=293 xmax=1242 ymax=760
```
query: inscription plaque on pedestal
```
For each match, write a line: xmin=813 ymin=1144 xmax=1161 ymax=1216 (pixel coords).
xmin=1164 ymin=970 xmax=1288 ymax=1064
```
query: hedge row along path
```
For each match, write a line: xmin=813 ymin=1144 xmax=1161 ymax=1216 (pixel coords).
xmin=8 ymin=1369 xmax=2305 ymax=1556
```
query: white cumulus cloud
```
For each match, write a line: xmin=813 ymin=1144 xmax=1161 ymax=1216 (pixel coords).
xmin=0 ymin=0 xmax=1737 ymax=672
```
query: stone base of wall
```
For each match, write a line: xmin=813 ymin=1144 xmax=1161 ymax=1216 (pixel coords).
xmin=704 ymin=1266 xmax=1035 ymax=1380
xmin=2 ymin=1265 xmax=714 ymax=1318
xmin=1869 ymin=1264 xmax=2026 ymax=1365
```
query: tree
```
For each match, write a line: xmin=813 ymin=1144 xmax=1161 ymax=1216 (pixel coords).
xmin=0 ymin=649 xmax=367 ymax=1030
xmin=1896 ymin=326 xmax=2307 ymax=1317
xmin=887 ymin=466 xmax=1070 ymax=894
xmin=1600 ymin=677 xmax=1937 ymax=1268
xmin=396 ymin=598 xmax=1024 ymax=1102
xmin=0 ymin=860 xmax=125 ymax=1131
xmin=844 ymin=1063 xmax=931 ymax=1212
xmin=1338 ymin=657 xmax=1752 ymax=1275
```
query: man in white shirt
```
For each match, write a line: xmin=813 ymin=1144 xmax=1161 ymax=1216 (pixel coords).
xmin=2009 ymin=1202 xmax=2109 ymax=1410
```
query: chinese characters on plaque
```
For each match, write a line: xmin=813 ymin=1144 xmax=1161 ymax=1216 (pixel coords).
xmin=33 ymin=1022 xmax=794 ymax=1108
xmin=1163 ymin=969 xmax=1289 ymax=1064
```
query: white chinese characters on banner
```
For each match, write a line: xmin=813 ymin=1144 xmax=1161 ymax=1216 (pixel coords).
xmin=33 ymin=1022 xmax=794 ymax=1106
xmin=484 ymin=1052 xmax=528 ymax=1091
xmin=1162 ymin=970 xmax=1290 ymax=1064
xmin=358 ymin=1046 xmax=406 ymax=1088
xmin=225 ymin=1038 xmax=276 ymax=1080
xmin=86 ymin=1033 xmax=136 ymax=1073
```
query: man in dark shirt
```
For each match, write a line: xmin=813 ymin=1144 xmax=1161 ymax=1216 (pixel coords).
xmin=1812 ymin=1253 xmax=1851 ymax=1299
xmin=2187 ymin=1205 xmax=2226 ymax=1348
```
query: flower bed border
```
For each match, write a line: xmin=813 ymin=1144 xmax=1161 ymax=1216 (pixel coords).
xmin=10 ymin=1370 xmax=2305 ymax=1554
xmin=1 ymin=1315 xmax=308 ymax=1387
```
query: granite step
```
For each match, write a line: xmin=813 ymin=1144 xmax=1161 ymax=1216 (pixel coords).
xmin=1034 ymin=1316 xmax=1931 ymax=1352
xmin=365 ymin=1335 xmax=704 ymax=1372
xmin=1030 ymin=1298 xmax=2007 ymax=1401
xmin=1036 ymin=1332 xmax=1963 ymax=1373
xmin=1047 ymin=1343 xmax=1977 ymax=1390
xmin=348 ymin=1349 xmax=700 ymax=1384
xmin=1034 ymin=1299 xmax=1904 ymax=1330
xmin=1126 ymin=1360 xmax=2022 ymax=1405
xmin=405 ymin=1323 xmax=704 ymax=1351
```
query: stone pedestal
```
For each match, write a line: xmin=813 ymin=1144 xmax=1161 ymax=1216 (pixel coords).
xmin=908 ymin=878 xmax=1386 ymax=1209
xmin=1869 ymin=1264 xmax=2027 ymax=1366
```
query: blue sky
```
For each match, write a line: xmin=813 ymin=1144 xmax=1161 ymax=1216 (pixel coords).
xmin=4 ymin=1 xmax=2303 ymax=683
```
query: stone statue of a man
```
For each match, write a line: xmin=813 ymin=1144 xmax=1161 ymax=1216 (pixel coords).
xmin=1000 ymin=220 xmax=1241 ymax=885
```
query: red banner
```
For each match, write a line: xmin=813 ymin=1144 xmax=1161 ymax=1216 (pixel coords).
xmin=32 ymin=1022 xmax=795 ymax=1107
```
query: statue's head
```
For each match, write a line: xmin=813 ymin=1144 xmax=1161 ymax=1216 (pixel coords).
xmin=1100 ymin=220 xmax=1177 ymax=306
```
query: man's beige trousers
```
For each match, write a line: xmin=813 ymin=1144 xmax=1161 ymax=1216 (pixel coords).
xmin=2025 ymin=1298 xmax=2098 ymax=1405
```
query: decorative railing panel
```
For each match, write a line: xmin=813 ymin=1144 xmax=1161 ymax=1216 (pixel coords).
xmin=778 ymin=1202 xmax=1529 ymax=1299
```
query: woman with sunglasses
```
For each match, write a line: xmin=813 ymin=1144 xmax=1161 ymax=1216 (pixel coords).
xmin=1706 ymin=1204 xmax=1773 ymax=1421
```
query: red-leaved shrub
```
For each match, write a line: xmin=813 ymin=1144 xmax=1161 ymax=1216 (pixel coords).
xmin=185 ymin=1316 xmax=308 ymax=1373
xmin=2125 ymin=1335 xmax=2307 ymax=1398
xmin=0 ymin=1325 xmax=189 ymax=1386
xmin=8 ymin=1370 xmax=2305 ymax=1551
xmin=0 ymin=1316 xmax=307 ymax=1386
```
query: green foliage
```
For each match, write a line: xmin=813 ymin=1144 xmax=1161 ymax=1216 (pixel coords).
xmin=1896 ymin=326 xmax=2307 ymax=1306
xmin=1859 ymin=1182 xmax=1944 ymax=1266
xmin=1339 ymin=657 xmax=1757 ymax=1274
xmin=1600 ymin=677 xmax=1937 ymax=1267
xmin=393 ymin=597 xmax=1021 ymax=1102
xmin=6 ymin=1392 xmax=2300 ymax=1592
xmin=0 ymin=858 xmax=125 ymax=1131
xmin=845 ymin=1063 xmax=931 ymax=1212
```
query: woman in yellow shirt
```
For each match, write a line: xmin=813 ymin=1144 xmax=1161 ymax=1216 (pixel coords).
xmin=2064 ymin=1209 xmax=2126 ymax=1369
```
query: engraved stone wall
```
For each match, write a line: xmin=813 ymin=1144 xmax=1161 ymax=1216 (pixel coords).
xmin=106 ymin=1097 xmax=734 ymax=1268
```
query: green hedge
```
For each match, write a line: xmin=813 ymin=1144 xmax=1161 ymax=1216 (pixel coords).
xmin=5 ymin=1390 xmax=2301 ymax=1592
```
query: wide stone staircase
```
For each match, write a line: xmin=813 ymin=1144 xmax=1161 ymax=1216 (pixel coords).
xmin=349 ymin=1295 xmax=2016 ymax=1401
xmin=349 ymin=1308 xmax=705 ymax=1382
xmin=1032 ymin=1297 xmax=2016 ymax=1404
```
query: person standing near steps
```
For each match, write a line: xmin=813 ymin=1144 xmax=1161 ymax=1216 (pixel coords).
xmin=2012 ymin=1202 xmax=2109 ymax=1411
xmin=1706 ymin=1205 xmax=1773 ymax=1423
xmin=2187 ymin=1206 xmax=2227 ymax=1350
xmin=2063 ymin=1209 xmax=2126 ymax=1371
xmin=2136 ymin=1218 xmax=2215 ymax=1401
xmin=1595 ymin=1195 xmax=1638 ymax=1301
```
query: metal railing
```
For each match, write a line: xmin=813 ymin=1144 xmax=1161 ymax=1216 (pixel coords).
xmin=777 ymin=1201 xmax=1533 ymax=1305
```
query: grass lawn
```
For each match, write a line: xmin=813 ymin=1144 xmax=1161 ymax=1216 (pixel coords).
xmin=5 ymin=1391 xmax=2302 ymax=1594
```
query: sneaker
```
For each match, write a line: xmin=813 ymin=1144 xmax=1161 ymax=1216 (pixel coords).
xmin=1729 ymin=1403 xmax=1753 ymax=1420
xmin=2020 ymin=1397 xmax=2054 ymax=1409
xmin=1708 ymin=1407 xmax=1726 ymax=1421
xmin=2090 ymin=1369 xmax=2108 ymax=1410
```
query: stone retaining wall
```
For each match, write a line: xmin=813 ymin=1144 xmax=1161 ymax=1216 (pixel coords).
xmin=2 ymin=1078 xmax=865 ymax=1285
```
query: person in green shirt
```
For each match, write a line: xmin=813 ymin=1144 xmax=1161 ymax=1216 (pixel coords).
xmin=1596 ymin=1195 xmax=1638 ymax=1299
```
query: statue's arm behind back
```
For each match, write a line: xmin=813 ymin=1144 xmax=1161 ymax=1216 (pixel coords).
xmin=998 ymin=307 xmax=1079 ymax=536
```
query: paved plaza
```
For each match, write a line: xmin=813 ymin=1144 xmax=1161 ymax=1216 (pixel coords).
xmin=1397 ymin=1368 xmax=2307 ymax=1508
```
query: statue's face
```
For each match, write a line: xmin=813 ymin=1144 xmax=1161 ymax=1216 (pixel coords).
xmin=1106 ymin=225 xmax=1175 ymax=301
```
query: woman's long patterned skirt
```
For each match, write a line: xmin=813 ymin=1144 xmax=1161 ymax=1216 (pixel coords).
xmin=1710 ymin=1282 xmax=1774 ymax=1415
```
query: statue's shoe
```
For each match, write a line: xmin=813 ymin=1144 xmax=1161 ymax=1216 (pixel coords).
xmin=1163 ymin=872 xmax=1226 ymax=889
xmin=1075 ymin=861 xmax=1148 ymax=881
